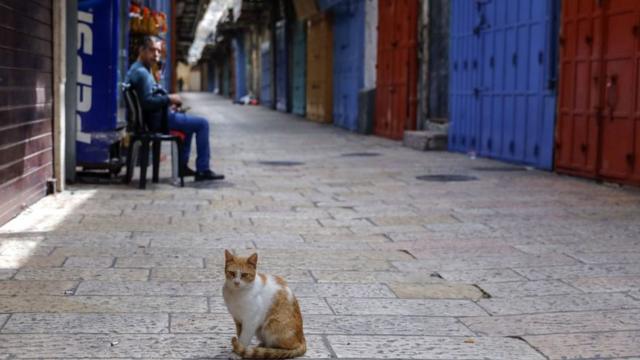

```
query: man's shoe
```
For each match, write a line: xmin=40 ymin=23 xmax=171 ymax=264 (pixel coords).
xmin=182 ymin=166 xmax=197 ymax=176
xmin=195 ymin=170 xmax=225 ymax=181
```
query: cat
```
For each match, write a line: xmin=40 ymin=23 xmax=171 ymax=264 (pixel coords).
xmin=222 ymin=250 xmax=307 ymax=359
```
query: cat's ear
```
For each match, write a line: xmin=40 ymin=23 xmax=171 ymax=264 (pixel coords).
xmin=224 ymin=249 xmax=234 ymax=264
xmin=247 ymin=253 xmax=258 ymax=267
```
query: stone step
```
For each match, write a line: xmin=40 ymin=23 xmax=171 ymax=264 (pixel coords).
xmin=403 ymin=130 xmax=448 ymax=151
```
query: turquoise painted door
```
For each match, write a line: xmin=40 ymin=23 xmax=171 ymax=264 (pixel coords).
xmin=291 ymin=21 xmax=306 ymax=116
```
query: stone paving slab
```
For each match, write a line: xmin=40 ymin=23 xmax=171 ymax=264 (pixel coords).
xmin=0 ymin=333 xmax=332 ymax=359
xmin=254 ymin=239 xmax=373 ymax=250
xmin=478 ymin=293 xmax=640 ymax=315
xmin=437 ymin=268 xmax=528 ymax=283
xmin=64 ymin=257 xmax=115 ymax=268
xmin=0 ymin=254 xmax=66 ymax=269
xmin=524 ymin=331 xmax=640 ymax=360
xmin=0 ymin=281 xmax=78 ymax=296
xmin=13 ymin=268 xmax=150 ymax=281
xmin=208 ymin=296 xmax=334 ymax=315
xmin=0 ymin=296 xmax=207 ymax=313
xmin=169 ymin=313 xmax=235 ymax=334
xmin=75 ymin=281 xmax=221 ymax=296
xmin=229 ymin=249 xmax=413 ymax=261
xmin=461 ymin=309 xmax=640 ymax=336
xmin=0 ymin=239 xmax=54 ymax=257
xmin=389 ymin=283 xmax=484 ymax=300
xmin=514 ymin=263 xmax=640 ymax=280
xmin=327 ymin=335 xmax=546 ymax=359
xmin=311 ymin=270 xmax=445 ymax=284
xmin=2 ymin=313 xmax=169 ymax=334
xmin=41 ymin=232 xmax=145 ymax=247
xmin=393 ymin=253 xmax=578 ymax=271
xmin=303 ymin=315 xmax=472 ymax=337
xmin=568 ymin=276 xmax=640 ymax=293
xmin=52 ymin=246 xmax=146 ymax=258
xmin=327 ymin=298 xmax=487 ymax=316
xmin=477 ymin=280 xmax=581 ymax=298
xmin=289 ymin=283 xmax=396 ymax=298
xmin=571 ymin=251 xmax=640 ymax=264
xmin=302 ymin=234 xmax=390 ymax=244
xmin=115 ymin=256 xmax=204 ymax=268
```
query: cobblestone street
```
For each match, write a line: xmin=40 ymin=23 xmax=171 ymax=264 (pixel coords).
xmin=1 ymin=93 xmax=640 ymax=359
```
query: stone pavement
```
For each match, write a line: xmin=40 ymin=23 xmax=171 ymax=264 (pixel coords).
xmin=1 ymin=93 xmax=640 ymax=359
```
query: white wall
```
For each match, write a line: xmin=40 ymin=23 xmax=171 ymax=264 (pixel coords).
xmin=177 ymin=61 xmax=192 ymax=91
xmin=364 ymin=0 xmax=378 ymax=90
xmin=189 ymin=69 xmax=202 ymax=92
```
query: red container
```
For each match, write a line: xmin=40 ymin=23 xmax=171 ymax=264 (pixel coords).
xmin=374 ymin=0 xmax=418 ymax=140
xmin=556 ymin=0 xmax=640 ymax=185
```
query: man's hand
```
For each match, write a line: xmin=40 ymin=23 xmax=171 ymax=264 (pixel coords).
xmin=168 ymin=94 xmax=182 ymax=106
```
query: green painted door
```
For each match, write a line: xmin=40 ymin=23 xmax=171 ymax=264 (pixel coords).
xmin=291 ymin=21 xmax=306 ymax=116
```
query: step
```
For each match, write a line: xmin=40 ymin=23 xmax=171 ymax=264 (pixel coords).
xmin=403 ymin=131 xmax=448 ymax=151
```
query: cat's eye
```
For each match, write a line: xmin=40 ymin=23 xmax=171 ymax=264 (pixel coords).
xmin=241 ymin=273 xmax=251 ymax=279
xmin=226 ymin=271 xmax=236 ymax=277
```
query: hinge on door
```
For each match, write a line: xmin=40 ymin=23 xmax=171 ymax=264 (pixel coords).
xmin=595 ymin=0 xmax=604 ymax=7
xmin=487 ymin=138 xmax=493 ymax=150
xmin=489 ymin=56 xmax=495 ymax=68
xmin=538 ymin=51 xmax=544 ymax=65
xmin=509 ymin=141 xmax=515 ymax=154
xmin=512 ymin=53 xmax=518 ymax=66
xmin=533 ymin=144 xmax=540 ymax=157
xmin=547 ymin=78 xmax=557 ymax=91
xmin=633 ymin=25 xmax=640 ymax=37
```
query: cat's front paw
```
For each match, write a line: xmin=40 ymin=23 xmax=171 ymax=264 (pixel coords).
xmin=231 ymin=336 xmax=242 ymax=354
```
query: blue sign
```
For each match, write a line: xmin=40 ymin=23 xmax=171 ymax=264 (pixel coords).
xmin=76 ymin=0 xmax=122 ymax=164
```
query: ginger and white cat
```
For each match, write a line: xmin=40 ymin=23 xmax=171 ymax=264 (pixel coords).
xmin=222 ymin=250 xmax=306 ymax=359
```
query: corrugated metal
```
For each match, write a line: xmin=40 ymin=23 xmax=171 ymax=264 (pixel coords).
xmin=556 ymin=0 xmax=640 ymax=185
xmin=233 ymin=33 xmax=248 ymax=101
xmin=291 ymin=20 xmax=306 ymax=116
xmin=260 ymin=40 xmax=274 ymax=107
xmin=275 ymin=20 xmax=289 ymax=111
xmin=306 ymin=13 xmax=333 ymax=123
xmin=449 ymin=0 xmax=559 ymax=170
xmin=331 ymin=0 xmax=365 ymax=131
xmin=0 ymin=0 xmax=54 ymax=226
xmin=374 ymin=0 xmax=418 ymax=140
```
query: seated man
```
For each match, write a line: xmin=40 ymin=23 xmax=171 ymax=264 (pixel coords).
xmin=126 ymin=36 xmax=224 ymax=181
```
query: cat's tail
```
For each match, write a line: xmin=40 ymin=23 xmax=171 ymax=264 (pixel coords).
xmin=232 ymin=337 xmax=306 ymax=359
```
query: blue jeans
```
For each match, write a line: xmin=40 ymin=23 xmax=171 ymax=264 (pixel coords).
xmin=168 ymin=111 xmax=211 ymax=172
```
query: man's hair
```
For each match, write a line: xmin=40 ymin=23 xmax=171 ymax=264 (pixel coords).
xmin=140 ymin=35 xmax=161 ymax=50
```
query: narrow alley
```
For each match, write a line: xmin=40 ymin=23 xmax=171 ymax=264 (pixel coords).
xmin=1 ymin=94 xmax=640 ymax=359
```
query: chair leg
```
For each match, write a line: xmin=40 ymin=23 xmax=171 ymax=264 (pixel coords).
xmin=177 ymin=139 xmax=185 ymax=187
xmin=124 ymin=140 xmax=139 ymax=184
xmin=152 ymin=139 xmax=161 ymax=183
xmin=139 ymin=140 xmax=150 ymax=189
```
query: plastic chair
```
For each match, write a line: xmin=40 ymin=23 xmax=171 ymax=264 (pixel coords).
xmin=121 ymin=83 xmax=185 ymax=189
